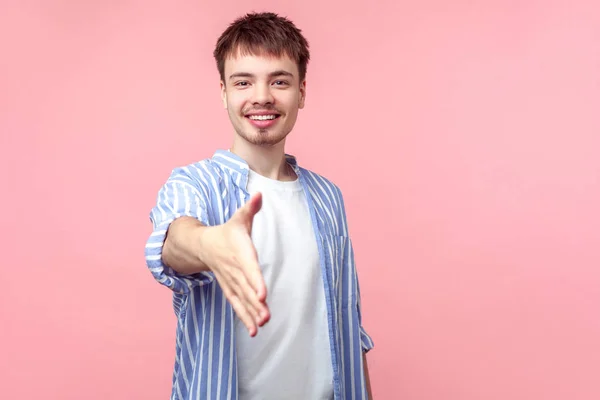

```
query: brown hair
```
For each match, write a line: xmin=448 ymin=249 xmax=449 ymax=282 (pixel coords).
xmin=213 ymin=12 xmax=310 ymax=82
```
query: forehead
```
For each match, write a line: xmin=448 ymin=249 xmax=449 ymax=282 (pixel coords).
xmin=224 ymin=48 xmax=299 ymax=77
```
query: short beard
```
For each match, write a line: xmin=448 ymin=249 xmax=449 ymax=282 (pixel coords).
xmin=237 ymin=128 xmax=287 ymax=146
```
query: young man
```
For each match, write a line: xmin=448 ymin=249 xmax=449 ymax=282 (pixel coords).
xmin=145 ymin=12 xmax=374 ymax=400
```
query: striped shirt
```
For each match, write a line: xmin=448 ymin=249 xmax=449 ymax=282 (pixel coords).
xmin=145 ymin=150 xmax=374 ymax=400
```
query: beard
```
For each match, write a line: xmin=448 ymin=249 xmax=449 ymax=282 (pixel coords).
xmin=229 ymin=107 xmax=292 ymax=147
xmin=236 ymin=127 xmax=288 ymax=146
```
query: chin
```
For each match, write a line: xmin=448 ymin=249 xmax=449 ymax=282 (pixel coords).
xmin=242 ymin=131 xmax=288 ymax=147
xmin=250 ymin=136 xmax=286 ymax=147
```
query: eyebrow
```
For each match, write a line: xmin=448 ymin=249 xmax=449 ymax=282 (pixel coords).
xmin=228 ymin=70 xmax=295 ymax=80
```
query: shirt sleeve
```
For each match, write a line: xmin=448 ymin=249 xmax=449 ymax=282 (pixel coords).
xmin=349 ymin=238 xmax=375 ymax=353
xmin=144 ymin=167 xmax=215 ymax=294
xmin=336 ymin=186 xmax=375 ymax=353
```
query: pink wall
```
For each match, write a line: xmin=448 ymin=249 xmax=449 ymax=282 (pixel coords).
xmin=2 ymin=1 xmax=599 ymax=399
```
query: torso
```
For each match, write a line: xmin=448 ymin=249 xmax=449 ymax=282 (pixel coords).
xmin=235 ymin=168 xmax=334 ymax=400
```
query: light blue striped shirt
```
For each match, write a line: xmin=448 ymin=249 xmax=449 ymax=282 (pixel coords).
xmin=145 ymin=150 xmax=374 ymax=400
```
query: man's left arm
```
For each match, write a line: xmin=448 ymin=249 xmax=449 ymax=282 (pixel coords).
xmin=335 ymin=186 xmax=375 ymax=398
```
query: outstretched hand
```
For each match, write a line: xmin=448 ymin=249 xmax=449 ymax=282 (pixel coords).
xmin=201 ymin=192 xmax=269 ymax=336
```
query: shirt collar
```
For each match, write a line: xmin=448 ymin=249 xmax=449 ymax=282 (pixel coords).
xmin=211 ymin=149 xmax=300 ymax=191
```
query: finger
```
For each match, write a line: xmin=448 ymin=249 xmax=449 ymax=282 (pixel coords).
xmin=237 ymin=240 xmax=268 ymax=301
xmin=230 ymin=279 xmax=262 ymax=325
xmin=213 ymin=268 xmax=236 ymax=302
xmin=229 ymin=295 xmax=257 ymax=337
xmin=214 ymin=269 xmax=263 ymax=331
xmin=229 ymin=266 xmax=269 ymax=324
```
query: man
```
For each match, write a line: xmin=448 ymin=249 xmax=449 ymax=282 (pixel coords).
xmin=145 ymin=12 xmax=374 ymax=400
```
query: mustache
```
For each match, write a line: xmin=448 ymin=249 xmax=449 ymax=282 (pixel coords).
xmin=243 ymin=107 xmax=282 ymax=114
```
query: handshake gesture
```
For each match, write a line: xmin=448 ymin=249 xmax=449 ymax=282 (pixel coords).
xmin=164 ymin=193 xmax=270 ymax=337
xmin=201 ymin=193 xmax=270 ymax=336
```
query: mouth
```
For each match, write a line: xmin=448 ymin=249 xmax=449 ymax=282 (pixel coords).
xmin=245 ymin=113 xmax=281 ymax=129
xmin=245 ymin=114 xmax=281 ymax=121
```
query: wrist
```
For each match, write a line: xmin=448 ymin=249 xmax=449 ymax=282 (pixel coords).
xmin=195 ymin=224 xmax=219 ymax=272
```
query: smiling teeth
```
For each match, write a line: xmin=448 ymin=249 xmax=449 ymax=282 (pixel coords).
xmin=249 ymin=115 xmax=277 ymax=120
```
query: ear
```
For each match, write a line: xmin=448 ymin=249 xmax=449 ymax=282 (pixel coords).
xmin=220 ymin=81 xmax=227 ymax=109
xmin=298 ymin=80 xmax=306 ymax=109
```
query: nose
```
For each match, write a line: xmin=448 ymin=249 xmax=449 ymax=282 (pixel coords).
xmin=251 ymin=82 xmax=274 ymax=106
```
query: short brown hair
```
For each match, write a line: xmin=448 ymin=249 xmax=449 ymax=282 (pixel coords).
xmin=214 ymin=12 xmax=310 ymax=82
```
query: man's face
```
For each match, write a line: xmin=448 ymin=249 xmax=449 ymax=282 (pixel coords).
xmin=221 ymin=51 xmax=306 ymax=147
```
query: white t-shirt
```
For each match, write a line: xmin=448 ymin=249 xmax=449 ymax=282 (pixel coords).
xmin=235 ymin=169 xmax=334 ymax=400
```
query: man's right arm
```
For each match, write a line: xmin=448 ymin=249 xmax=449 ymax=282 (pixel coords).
xmin=162 ymin=216 xmax=212 ymax=274
xmin=145 ymin=170 xmax=270 ymax=335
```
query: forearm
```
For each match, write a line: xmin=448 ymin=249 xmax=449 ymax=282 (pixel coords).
xmin=162 ymin=216 xmax=212 ymax=274
xmin=364 ymin=352 xmax=372 ymax=399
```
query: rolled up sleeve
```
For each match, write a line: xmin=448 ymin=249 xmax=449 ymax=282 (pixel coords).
xmin=357 ymin=285 xmax=375 ymax=353
xmin=349 ymin=238 xmax=375 ymax=353
xmin=144 ymin=168 xmax=215 ymax=293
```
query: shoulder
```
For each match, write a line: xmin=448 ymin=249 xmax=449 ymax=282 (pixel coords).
xmin=299 ymin=167 xmax=344 ymax=198
xmin=299 ymin=167 xmax=348 ymax=228
xmin=166 ymin=158 xmax=226 ymax=190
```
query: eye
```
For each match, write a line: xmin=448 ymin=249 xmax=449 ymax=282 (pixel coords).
xmin=273 ymin=80 xmax=289 ymax=86
xmin=234 ymin=81 xmax=250 ymax=87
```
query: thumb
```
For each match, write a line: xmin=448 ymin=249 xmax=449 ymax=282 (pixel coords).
xmin=235 ymin=192 xmax=262 ymax=228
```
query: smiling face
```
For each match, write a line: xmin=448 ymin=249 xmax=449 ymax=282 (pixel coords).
xmin=221 ymin=51 xmax=306 ymax=147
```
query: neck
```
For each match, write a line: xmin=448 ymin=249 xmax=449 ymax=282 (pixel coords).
xmin=230 ymin=137 xmax=296 ymax=181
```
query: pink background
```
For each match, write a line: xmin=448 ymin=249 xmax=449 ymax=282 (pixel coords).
xmin=2 ymin=1 xmax=599 ymax=399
